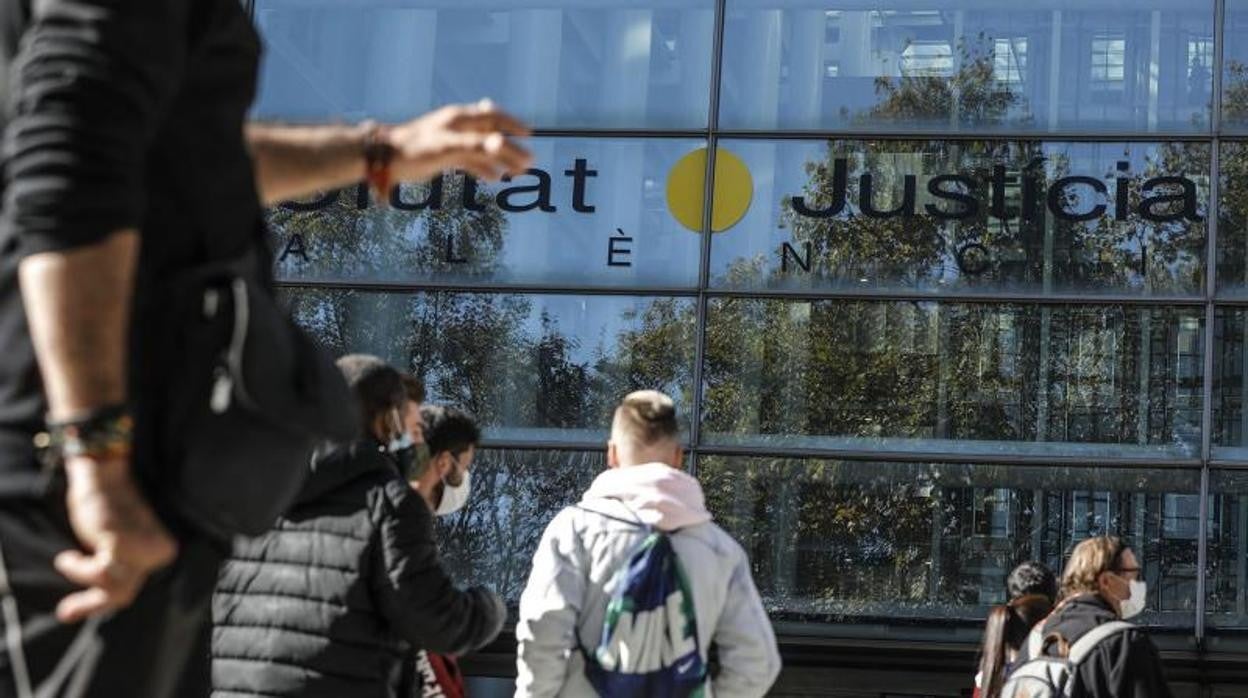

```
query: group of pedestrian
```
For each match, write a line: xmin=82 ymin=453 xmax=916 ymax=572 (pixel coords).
xmin=211 ymin=365 xmax=781 ymax=698
xmin=0 ymin=0 xmax=1188 ymax=697
xmin=973 ymin=538 xmax=1172 ymax=698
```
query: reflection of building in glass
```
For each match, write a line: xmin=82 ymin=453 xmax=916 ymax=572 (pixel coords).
xmin=251 ymin=0 xmax=1248 ymax=693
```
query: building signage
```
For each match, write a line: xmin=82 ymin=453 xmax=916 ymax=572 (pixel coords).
xmin=276 ymin=147 xmax=1203 ymax=276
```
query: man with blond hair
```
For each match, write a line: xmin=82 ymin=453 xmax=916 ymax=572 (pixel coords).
xmin=515 ymin=390 xmax=781 ymax=698
xmin=1017 ymin=536 xmax=1172 ymax=697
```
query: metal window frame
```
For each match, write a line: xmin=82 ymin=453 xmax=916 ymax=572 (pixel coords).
xmin=246 ymin=0 xmax=1248 ymax=646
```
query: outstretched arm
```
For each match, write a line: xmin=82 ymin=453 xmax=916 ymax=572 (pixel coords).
xmin=247 ymin=100 xmax=533 ymax=205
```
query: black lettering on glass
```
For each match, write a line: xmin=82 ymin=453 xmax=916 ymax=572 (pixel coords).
xmin=497 ymin=169 xmax=557 ymax=213
xmin=280 ymin=190 xmax=338 ymax=212
xmin=565 ymin=159 xmax=598 ymax=213
xmin=1048 ymin=176 xmax=1107 ymax=222
xmin=608 ymin=229 xmax=632 ymax=267
xmin=461 ymin=174 xmax=487 ymax=212
xmin=790 ymin=158 xmax=848 ymax=218
xmin=926 ymin=175 xmax=979 ymax=220
xmin=278 ymin=233 xmax=309 ymax=263
xmin=860 ymin=173 xmax=916 ymax=219
xmin=444 ymin=235 xmax=468 ymax=264
xmin=1138 ymin=176 xmax=1202 ymax=223
xmin=780 ymin=241 xmax=812 ymax=273
xmin=392 ymin=176 xmax=444 ymax=211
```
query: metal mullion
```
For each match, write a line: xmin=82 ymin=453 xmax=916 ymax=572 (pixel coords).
xmin=1207 ymin=459 xmax=1248 ymax=469
xmin=526 ymin=128 xmax=1218 ymax=143
xmin=477 ymin=438 xmax=1205 ymax=469
xmin=713 ymin=129 xmax=1216 ymax=143
xmin=689 ymin=443 xmax=1204 ymax=469
xmin=531 ymin=128 xmax=709 ymax=140
xmin=276 ymin=278 xmax=1209 ymax=307
xmin=687 ymin=0 xmax=728 ymax=482
xmin=697 ymin=288 xmax=1206 ymax=306
xmin=1198 ymin=0 xmax=1228 ymax=647
xmin=1208 ymin=295 xmax=1248 ymax=305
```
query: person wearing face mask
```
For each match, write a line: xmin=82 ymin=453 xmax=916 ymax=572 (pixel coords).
xmin=397 ymin=404 xmax=481 ymax=698
xmin=210 ymin=355 xmax=505 ymax=698
xmin=409 ymin=405 xmax=479 ymax=516
xmin=1016 ymin=536 xmax=1173 ymax=698
xmin=396 ymin=374 xmax=431 ymax=479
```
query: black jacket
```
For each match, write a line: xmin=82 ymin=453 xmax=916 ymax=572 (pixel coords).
xmin=1028 ymin=594 xmax=1173 ymax=698
xmin=210 ymin=440 xmax=506 ymax=698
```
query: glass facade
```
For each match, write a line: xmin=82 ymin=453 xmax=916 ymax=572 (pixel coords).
xmin=253 ymin=0 xmax=1248 ymax=654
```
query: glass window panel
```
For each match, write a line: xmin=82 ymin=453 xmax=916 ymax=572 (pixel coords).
xmin=710 ymin=139 xmax=1209 ymax=295
xmin=1206 ymin=470 xmax=1248 ymax=633
xmin=1211 ymin=309 xmax=1248 ymax=459
xmin=700 ymin=457 xmax=1199 ymax=629
xmin=435 ymin=449 xmax=605 ymax=603
xmin=1216 ymin=142 xmax=1248 ymax=297
xmin=701 ymin=300 xmax=1204 ymax=461
xmin=268 ymin=138 xmax=705 ymax=289
xmin=282 ymin=288 xmax=697 ymax=445
xmin=1222 ymin=1 xmax=1248 ymax=131
xmin=252 ymin=0 xmax=715 ymax=129
xmin=720 ymin=1 xmax=1215 ymax=133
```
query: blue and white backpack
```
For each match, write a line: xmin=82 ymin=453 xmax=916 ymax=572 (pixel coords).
xmin=578 ymin=507 xmax=707 ymax=698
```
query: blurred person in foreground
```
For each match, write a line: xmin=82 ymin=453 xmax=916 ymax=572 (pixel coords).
xmin=514 ymin=390 xmax=781 ymax=698
xmin=0 ymin=0 xmax=529 ymax=694
xmin=974 ymin=561 xmax=1058 ymax=698
xmin=211 ymin=355 xmax=505 ymax=698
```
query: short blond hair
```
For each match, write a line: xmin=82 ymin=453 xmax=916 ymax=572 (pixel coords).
xmin=612 ymin=390 xmax=679 ymax=448
xmin=1061 ymin=536 xmax=1127 ymax=599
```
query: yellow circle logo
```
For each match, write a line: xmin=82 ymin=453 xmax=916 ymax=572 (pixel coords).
xmin=666 ymin=147 xmax=752 ymax=233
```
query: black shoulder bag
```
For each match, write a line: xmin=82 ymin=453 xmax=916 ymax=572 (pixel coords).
xmin=151 ymin=245 xmax=357 ymax=540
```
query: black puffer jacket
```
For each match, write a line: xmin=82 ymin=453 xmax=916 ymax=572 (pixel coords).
xmin=210 ymin=439 xmax=505 ymax=698
xmin=1025 ymin=594 xmax=1173 ymax=698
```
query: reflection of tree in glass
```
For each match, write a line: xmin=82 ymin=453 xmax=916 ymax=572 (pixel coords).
xmin=268 ymin=178 xmax=506 ymax=280
xmin=702 ymin=458 xmax=1197 ymax=622
xmin=862 ymin=34 xmax=1032 ymax=130
xmin=437 ymin=450 xmax=603 ymax=604
xmin=284 ymin=284 xmax=694 ymax=606
xmin=1224 ymin=61 xmax=1248 ymax=127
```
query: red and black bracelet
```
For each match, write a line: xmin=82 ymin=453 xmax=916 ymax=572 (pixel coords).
xmin=363 ymin=123 xmax=396 ymax=205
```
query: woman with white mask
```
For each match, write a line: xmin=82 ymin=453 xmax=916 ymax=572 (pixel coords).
xmin=1013 ymin=536 xmax=1173 ymax=698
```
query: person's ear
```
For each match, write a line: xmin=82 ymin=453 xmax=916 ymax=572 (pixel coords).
xmin=606 ymin=441 xmax=620 ymax=469
xmin=435 ymin=451 xmax=454 ymax=478
xmin=1097 ymin=570 xmax=1119 ymax=598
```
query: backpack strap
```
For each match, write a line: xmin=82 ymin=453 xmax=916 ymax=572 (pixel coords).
xmin=1025 ymin=626 xmax=1045 ymax=660
xmin=1066 ymin=621 xmax=1135 ymax=665
xmin=573 ymin=503 xmax=647 ymax=529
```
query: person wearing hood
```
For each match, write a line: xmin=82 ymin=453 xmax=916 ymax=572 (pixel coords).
xmin=1018 ymin=536 xmax=1173 ymax=698
xmin=210 ymin=355 xmax=505 ymax=698
xmin=514 ymin=390 xmax=781 ymax=698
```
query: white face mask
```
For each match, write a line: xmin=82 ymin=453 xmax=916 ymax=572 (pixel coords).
xmin=435 ymin=467 xmax=471 ymax=516
xmin=1119 ymin=579 xmax=1147 ymax=619
xmin=388 ymin=431 xmax=414 ymax=453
